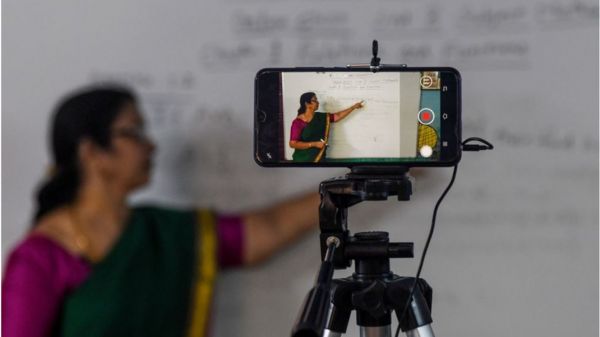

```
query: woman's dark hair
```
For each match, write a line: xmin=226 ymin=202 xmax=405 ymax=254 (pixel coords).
xmin=297 ymin=92 xmax=316 ymax=116
xmin=33 ymin=85 xmax=137 ymax=221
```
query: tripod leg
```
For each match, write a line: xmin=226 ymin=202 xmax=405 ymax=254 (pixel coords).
xmin=323 ymin=329 xmax=343 ymax=337
xmin=405 ymin=325 xmax=434 ymax=337
xmin=360 ymin=325 xmax=391 ymax=337
xmin=324 ymin=304 xmax=351 ymax=337
xmin=388 ymin=278 xmax=435 ymax=337
xmin=405 ymin=283 xmax=434 ymax=337
xmin=399 ymin=285 xmax=435 ymax=337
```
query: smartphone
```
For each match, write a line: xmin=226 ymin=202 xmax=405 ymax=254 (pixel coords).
xmin=254 ymin=67 xmax=461 ymax=167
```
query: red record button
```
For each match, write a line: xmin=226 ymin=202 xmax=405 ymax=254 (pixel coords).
xmin=418 ymin=108 xmax=435 ymax=125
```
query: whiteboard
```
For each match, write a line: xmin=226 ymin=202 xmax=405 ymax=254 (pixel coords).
xmin=3 ymin=1 xmax=598 ymax=337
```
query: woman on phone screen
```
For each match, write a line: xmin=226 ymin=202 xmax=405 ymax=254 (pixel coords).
xmin=289 ymin=92 xmax=363 ymax=162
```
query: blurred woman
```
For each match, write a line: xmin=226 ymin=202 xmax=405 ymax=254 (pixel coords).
xmin=2 ymin=86 xmax=320 ymax=337
xmin=289 ymin=92 xmax=363 ymax=162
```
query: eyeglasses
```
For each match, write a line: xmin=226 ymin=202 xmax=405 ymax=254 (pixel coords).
xmin=111 ymin=127 xmax=152 ymax=143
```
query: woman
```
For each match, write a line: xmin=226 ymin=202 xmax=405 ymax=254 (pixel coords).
xmin=2 ymin=86 xmax=320 ymax=337
xmin=289 ymin=92 xmax=363 ymax=162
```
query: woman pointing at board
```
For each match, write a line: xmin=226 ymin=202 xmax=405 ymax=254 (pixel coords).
xmin=2 ymin=86 xmax=321 ymax=337
xmin=289 ymin=92 xmax=364 ymax=162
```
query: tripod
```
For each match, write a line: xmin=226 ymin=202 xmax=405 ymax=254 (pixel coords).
xmin=292 ymin=167 xmax=435 ymax=337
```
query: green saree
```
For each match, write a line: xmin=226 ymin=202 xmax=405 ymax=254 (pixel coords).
xmin=58 ymin=206 xmax=217 ymax=337
xmin=292 ymin=112 xmax=331 ymax=162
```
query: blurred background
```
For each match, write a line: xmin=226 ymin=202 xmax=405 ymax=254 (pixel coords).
xmin=3 ymin=0 xmax=598 ymax=336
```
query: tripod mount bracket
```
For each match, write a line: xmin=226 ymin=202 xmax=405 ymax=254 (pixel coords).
xmin=319 ymin=166 xmax=414 ymax=268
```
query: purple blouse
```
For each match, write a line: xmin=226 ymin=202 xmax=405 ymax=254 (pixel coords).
xmin=290 ymin=114 xmax=335 ymax=141
xmin=2 ymin=214 xmax=244 ymax=337
xmin=2 ymin=235 xmax=90 ymax=337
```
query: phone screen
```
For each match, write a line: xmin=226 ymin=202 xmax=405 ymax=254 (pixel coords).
xmin=255 ymin=68 xmax=461 ymax=167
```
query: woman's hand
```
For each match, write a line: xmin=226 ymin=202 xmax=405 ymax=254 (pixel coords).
xmin=352 ymin=101 xmax=364 ymax=110
xmin=312 ymin=141 xmax=326 ymax=149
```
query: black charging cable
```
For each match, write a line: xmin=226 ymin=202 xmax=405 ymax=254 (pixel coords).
xmin=394 ymin=137 xmax=493 ymax=337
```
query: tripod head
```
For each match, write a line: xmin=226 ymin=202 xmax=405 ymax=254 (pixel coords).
xmin=319 ymin=166 xmax=415 ymax=268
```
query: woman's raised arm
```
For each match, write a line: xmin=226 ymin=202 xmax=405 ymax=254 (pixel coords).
xmin=332 ymin=101 xmax=364 ymax=122
xmin=241 ymin=192 xmax=320 ymax=265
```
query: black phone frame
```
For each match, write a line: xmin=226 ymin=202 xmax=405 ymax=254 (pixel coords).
xmin=254 ymin=66 xmax=462 ymax=168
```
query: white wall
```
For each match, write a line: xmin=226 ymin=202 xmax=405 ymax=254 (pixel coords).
xmin=3 ymin=1 xmax=598 ymax=336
